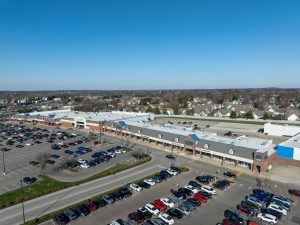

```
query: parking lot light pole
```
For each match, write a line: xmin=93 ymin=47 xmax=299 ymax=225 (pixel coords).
xmin=20 ymin=180 xmax=26 ymax=225
xmin=1 ymin=150 xmax=6 ymax=175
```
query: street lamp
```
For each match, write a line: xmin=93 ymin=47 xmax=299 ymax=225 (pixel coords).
xmin=20 ymin=179 xmax=26 ymax=224
xmin=1 ymin=149 xmax=6 ymax=175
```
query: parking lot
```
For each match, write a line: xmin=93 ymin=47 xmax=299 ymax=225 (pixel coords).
xmin=44 ymin=166 xmax=300 ymax=225
xmin=0 ymin=123 xmax=134 ymax=193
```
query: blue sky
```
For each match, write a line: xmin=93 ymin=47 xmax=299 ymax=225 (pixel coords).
xmin=0 ymin=0 xmax=299 ymax=90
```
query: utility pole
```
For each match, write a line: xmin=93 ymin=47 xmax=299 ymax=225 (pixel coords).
xmin=2 ymin=150 xmax=5 ymax=175
xmin=20 ymin=180 xmax=26 ymax=225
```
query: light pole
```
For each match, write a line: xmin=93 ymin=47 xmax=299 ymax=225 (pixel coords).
xmin=1 ymin=150 xmax=6 ymax=175
xmin=20 ymin=180 xmax=26 ymax=224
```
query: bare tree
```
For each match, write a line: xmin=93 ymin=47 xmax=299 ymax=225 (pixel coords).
xmin=36 ymin=152 xmax=51 ymax=177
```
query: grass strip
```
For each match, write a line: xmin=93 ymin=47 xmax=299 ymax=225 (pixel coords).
xmin=0 ymin=154 xmax=150 ymax=209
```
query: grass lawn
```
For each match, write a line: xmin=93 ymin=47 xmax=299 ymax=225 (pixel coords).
xmin=0 ymin=155 xmax=151 ymax=210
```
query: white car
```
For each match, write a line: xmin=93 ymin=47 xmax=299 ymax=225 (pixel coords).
xmin=268 ymin=203 xmax=287 ymax=215
xmin=185 ymin=185 xmax=198 ymax=193
xmin=257 ymin=213 xmax=278 ymax=224
xmin=160 ymin=197 xmax=175 ymax=208
xmin=144 ymin=178 xmax=156 ymax=186
xmin=78 ymin=158 xmax=87 ymax=164
xmin=201 ymin=185 xmax=217 ymax=195
xmin=130 ymin=183 xmax=142 ymax=192
xmin=25 ymin=143 xmax=33 ymax=146
xmin=80 ymin=163 xmax=90 ymax=168
xmin=272 ymin=195 xmax=292 ymax=206
xmin=159 ymin=213 xmax=175 ymax=225
xmin=145 ymin=203 xmax=160 ymax=215
xmin=166 ymin=169 xmax=178 ymax=176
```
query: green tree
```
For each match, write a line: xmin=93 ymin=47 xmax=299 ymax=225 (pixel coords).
xmin=244 ymin=110 xmax=254 ymax=119
xmin=262 ymin=112 xmax=272 ymax=120
xmin=232 ymin=94 xmax=240 ymax=101
xmin=186 ymin=108 xmax=195 ymax=116
xmin=229 ymin=111 xmax=238 ymax=119
xmin=153 ymin=107 xmax=161 ymax=114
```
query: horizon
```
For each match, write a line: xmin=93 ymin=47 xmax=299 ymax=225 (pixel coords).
xmin=1 ymin=0 xmax=300 ymax=90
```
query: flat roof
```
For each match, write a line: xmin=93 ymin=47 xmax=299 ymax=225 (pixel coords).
xmin=279 ymin=133 xmax=300 ymax=148
xmin=126 ymin=120 xmax=276 ymax=154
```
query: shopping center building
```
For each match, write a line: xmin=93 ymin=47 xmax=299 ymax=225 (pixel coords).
xmin=11 ymin=110 xmax=300 ymax=173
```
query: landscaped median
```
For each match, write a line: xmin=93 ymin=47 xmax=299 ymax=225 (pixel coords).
xmin=0 ymin=154 xmax=151 ymax=210
xmin=24 ymin=166 xmax=190 ymax=225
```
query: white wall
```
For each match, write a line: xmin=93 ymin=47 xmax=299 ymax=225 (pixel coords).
xmin=264 ymin=123 xmax=300 ymax=137
xmin=293 ymin=148 xmax=300 ymax=160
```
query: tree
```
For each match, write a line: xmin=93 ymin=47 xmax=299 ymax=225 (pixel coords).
xmin=162 ymin=109 xmax=168 ymax=115
xmin=153 ymin=107 xmax=161 ymax=114
xmin=229 ymin=111 xmax=238 ymax=119
xmin=232 ymin=94 xmax=240 ymax=101
xmin=36 ymin=152 xmax=51 ymax=177
xmin=244 ymin=110 xmax=254 ymax=119
xmin=186 ymin=108 xmax=195 ymax=116
xmin=262 ymin=113 xmax=272 ymax=120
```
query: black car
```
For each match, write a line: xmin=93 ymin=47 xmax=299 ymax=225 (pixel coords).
xmin=178 ymin=188 xmax=193 ymax=196
xmin=160 ymin=170 xmax=172 ymax=179
xmin=240 ymin=200 xmax=260 ymax=212
xmin=166 ymin=154 xmax=175 ymax=160
xmin=50 ymin=154 xmax=60 ymax=159
xmin=213 ymin=181 xmax=227 ymax=190
xmin=172 ymin=191 xmax=187 ymax=200
xmin=198 ymin=190 xmax=212 ymax=199
xmin=187 ymin=198 xmax=201 ymax=206
xmin=64 ymin=150 xmax=74 ymax=155
xmin=46 ymin=159 xmax=55 ymax=164
xmin=111 ymin=190 xmax=124 ymax=201
xmin=94 ymin=198 xmax=107 ymax=208
xmin=16 ymin=144 xmax=24 ymax=148
xmin=138 ymin=181 xmax=151 ymax=189
xmin=119 ymin=187 xmax=132 ymax=198
xmin=75 ymin=204 xmax=89 ymax=216
xmin=138 ymin=207 xmax=152 ymax=220
xmin=195 ymin=176 xmax=210 ymax=184
xmin=223 ymin=171 xmax=237 ymax=178
xmin=128 ymin=212 xmax=144 ymax=223
xmin=23 ymin=177 xmax=37 ymax=184
xmin=224 ymin=210 xmax=244 ymax=224
xmin=170 ymin=166 xmax=182 ymax=173
xmin=188 ymin=180 xmax=201 ymax=188
xmin=53 ymin=214 xmax=70 ymax=225
xmin=260 ymin=208 xmax=282 ymax=219
xmin=152 ymin=175 xmax=164 ymax=183
xmin=166 ymin=208 xmax=184 ymax=219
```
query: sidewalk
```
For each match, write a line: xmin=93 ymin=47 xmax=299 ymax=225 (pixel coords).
xmin=105 ymin=132 xmax=300 ymax=186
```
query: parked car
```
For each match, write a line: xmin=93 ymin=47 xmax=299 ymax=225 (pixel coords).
xmin=288 ymin=189 xmax=300 ymax=197
xmin=130 ymin=183 xmax=142 ymax=192
xmin=166 ymin=208 xmax=184 ymax=219
xmin=160 ymin=198 xmax=175 ymax=208
xmin=201 ymin=185 xmax=217 ymax=195
xmin=268 ymin=203 xmax=287 ymax=215
xmin=261 ymin=208 xmax=282 ymax=219
xmin=128 ymin=212 xmax=144 ymax=224
xmin=193 ymin=193 xmax=208 ymax=202
xmin=75 ymin=204 xmax=89 ymax=216
xmin=158 ymin=213 xmax=175 ymax=225
xmin=257 ymin=213 xmax=278 ymax=224
xmin=224 ymin=210 xmax=244 ymax=224
xmin=178 ymin=187 xmax=193 ymax=196
xmin=53 ymin=214 xmax=70 ymax=225
xmin=246 ymin=196 xmax=263 ymax=207
xmin=153 ymin=199 xmax=167 ymax=211
xmin=103 ymin=194 xmax=115 ymax=204
xmin=188 ymin=180 xmax=201 ymax=188
xmin=64 ymin=209 xmax=78 ymax=220
xmin=165 ymin=155 xmax=175 ymax=160
xmin=145 ymin=203 xmax=160 ymax=215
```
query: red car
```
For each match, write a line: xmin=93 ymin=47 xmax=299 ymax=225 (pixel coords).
xmin=236 ymin=204 xmax=251 ymax=215
xmin=289 ymin=189 xmax=300 ymax=197
xmin=222 ymin=219 xmax=241 ymax=225
xmin=85 ymin=202 xmax=97 ymax=212
xmin=152 ymin=199 xmax=167 ymax=211
xmin=193 ymin=193 xmax=208 ymax=202
xmin=35 ymin=141 xmax=42 ymax=144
